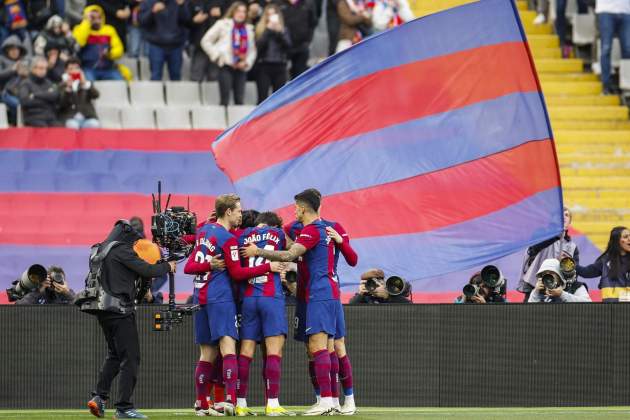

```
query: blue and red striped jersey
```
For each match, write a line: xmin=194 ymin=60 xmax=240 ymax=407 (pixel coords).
xmin=237 ymin=226 xmax=286 ymax=299
xmin=295 ymin=220 xmax=339 ymax=302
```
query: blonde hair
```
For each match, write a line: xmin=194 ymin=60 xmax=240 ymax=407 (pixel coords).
xmin=215 ymin=194 xmax=241 ymax=218
xmin=224 ymin=1 xmax=248 ymax=20
xmin=256 ymin=4 xmax=285 ymax=40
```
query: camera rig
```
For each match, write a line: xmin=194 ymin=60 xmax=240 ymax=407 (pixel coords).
xmin=149 ymin=182 xmax=199 ymax=332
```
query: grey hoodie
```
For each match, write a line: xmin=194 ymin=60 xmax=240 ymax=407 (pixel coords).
xmin=0 ymin=35 xmax=28 ymax=87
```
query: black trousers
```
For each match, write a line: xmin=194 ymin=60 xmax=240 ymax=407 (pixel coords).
xmin=218 ymin=66 xmax=247 ymax=105
xmin=256 ymin=62 xmax=288 ymax=104
xmin=93 ymin=313 xmax=140 ymax=411
xmin=288 ymin=49 xmax=309 ymax=80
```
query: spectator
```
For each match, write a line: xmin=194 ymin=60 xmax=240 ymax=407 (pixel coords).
xmin=2 ymin=58 xmax=30 ymax=125
xmin=2 ymin=0 xmax=34 ymax=56
xmin=255 ymin=4 xmax=291 ymax=103
xmin=65 ymin=0 xmax=88 ymax=26
xmin=532 ymin=0 xmax=548 ymax=25
xmin=336 ymin=0 xmax=371 ymax=53
xmin=577 ymin=226 xmax=630 ymax=302
xmin=86 ymin=0 xmax=133 ymax=49
xmin=201 ymin=2 xmax=256 ymax=105
xmin=188 ymin=0 xmax=225 ymax=81
xmin=18 ymin=55 xmax=61 ymax=127
xmin=557 ymin=0 xmax=588 ymax=58
xmin=0 ymin=35 xmax=28 ymax=92
xmin=517 ymin=207 xmax=578 ymax=302
xmin=33 ymin=15 xmax=78 ymax=57
xmin=44 ymin=41 xmax=66 ymax=82
xmin=528 ymin=258 xmax=591 ymax=303
xmin=596 ymin=0 xmax=630 ymax=94
xmin=72 ymin=5 xmax=124 ymax=81
xmin=127 ymin=0 xmax=147 ymax=58
xmin=58 ymin=57 xmax=100 ymax=129
xmin=370 ymin=0 xmax=412 ymax=33
xmin=326 ymin=0 xmax=340 ymax=56
xmin=16 ymin=266 xmax=75 ymax=304
xmin=279 ymin=0 xmax=317 ymax=79
xmin=349 ymin=269 xmax=411 ymax=304
xmin=25 ymin=0 xmax=62 ymax=35
xmin=139 ymin=0 xmax=192 ymax=81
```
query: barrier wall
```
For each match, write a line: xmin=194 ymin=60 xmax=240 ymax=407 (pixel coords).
xmin=1 ymin=303 xmax=629 ymax=409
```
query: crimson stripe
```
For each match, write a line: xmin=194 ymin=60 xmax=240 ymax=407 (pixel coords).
xmin=214 ymin=41 xmax=538 ymax=180
xmin=0 ymin=193 xmax=216 ymax=245
xmin=0 ymin=128 xmax=221 ymax=152
xmin=275 ymin=140 xmax=559 ymax=239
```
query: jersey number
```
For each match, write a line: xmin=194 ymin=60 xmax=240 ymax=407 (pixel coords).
xmin=248 ymin=244 xmax=274 ymax=284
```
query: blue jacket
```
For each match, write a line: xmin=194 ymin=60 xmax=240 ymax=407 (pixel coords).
xmin=139 ymin=0 xmax=191 ymax=48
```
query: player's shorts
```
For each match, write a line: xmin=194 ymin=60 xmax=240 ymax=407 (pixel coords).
xmin=305 ymin=299 xmax=339 ymax=339
xmin=240 ymin=296 xmax=288 ymax=342
xmin=293 ymin=300 xmax=307 ymax=343
xmin=194 ymin=300 xmax=239 ymax=345
xmin=334 ymin=299 xmax=346 ymax=340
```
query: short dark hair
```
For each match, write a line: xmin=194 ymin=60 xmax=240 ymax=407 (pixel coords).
xmin=255 ymin=211 xmax=283 ymax=228
xmin=241 ymin=209 xmax=260 ymax=229
xmin=215 ymin=193 xmax=241 ymax=218
xmin=64 ymin=57 xmax=81 ymax=69
xmin=294 ymin=189 xmax=320 ymax=213
xmin=48 ymin=265 xmax=65 ymax=275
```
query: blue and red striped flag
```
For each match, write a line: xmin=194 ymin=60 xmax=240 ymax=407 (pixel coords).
xmin=212 ymin=0 xmax=564 ymax=292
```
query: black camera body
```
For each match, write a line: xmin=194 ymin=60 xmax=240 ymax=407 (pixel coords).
xmin=365 ymin=275 xmax=411 ymax=297
xmin=151 ymin=206 xmax=196 ymax=260
xmin=6 ymin=264 xmax=47 ymax=302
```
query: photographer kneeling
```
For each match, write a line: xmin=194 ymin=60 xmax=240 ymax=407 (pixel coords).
xmin=16 ymin=266 xmax=75 ymax=305
xmin=349 ymin=269 xmax=412 ymax=304
xmin=455 ymin=266 xmax=508 ymax=304
xmin=528 ymin=258 xmax=591 ymax=303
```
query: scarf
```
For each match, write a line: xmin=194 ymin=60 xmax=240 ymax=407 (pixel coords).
xmin=4 ymin=0 xmax=28 ymax=30
xmin=232 ymin=21 xmax=248 ymax=64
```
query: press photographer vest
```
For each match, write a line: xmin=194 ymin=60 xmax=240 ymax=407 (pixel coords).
xmin=74 ymin=241 xmax=135 ymax=315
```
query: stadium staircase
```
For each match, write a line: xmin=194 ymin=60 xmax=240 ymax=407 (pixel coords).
xmin=411 ymin=0 xmax=630 ymax=250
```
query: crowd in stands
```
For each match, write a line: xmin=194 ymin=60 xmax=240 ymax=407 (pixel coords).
xmin=0 ymin=0 xmax=414 ymax=127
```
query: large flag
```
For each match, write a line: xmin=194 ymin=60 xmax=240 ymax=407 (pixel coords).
xmin=212 ymin=0 xmax=564 ymax=288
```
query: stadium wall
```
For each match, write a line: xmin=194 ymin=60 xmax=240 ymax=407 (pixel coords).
xmin=1 ymin=304 xmax=628 ymax=408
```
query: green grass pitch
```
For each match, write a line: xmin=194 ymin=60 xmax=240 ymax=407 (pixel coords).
xmin=2 ymin=407 xmax=630 ymax=419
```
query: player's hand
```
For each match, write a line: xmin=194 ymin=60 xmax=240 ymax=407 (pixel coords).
xmin=211 ymin=256 xmax=226 ymax=271
xmin=168 ymin=261 xmax=177 ymax=273
xmin=546 ymin=287 xmax=563 ymax=298
xmin=471 ymin=294 xmax=486 ymax=304
xmin=270 ymin=262 xmax=286 ymax=273
xmin=325 ymin=226 xmax=343 ymax=244
xmin=240 ymin=244 xmax=259 ymax=258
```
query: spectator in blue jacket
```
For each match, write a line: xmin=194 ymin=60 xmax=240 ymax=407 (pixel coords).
xmin=139 ymin=0 xmax=192 ymax=80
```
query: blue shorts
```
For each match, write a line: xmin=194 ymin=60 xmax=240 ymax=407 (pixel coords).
xmin=304 ymin=299 xmax=340 ymax=339
xmin=334 ymin=300 xmax=346 ymax=340
xmin=194 ymin=301 xmax=239 ymax=345
xmin=293 ymin=301 xmax=307 ymax=343
xmin=240 ymin=297 xmax=288 ymax=342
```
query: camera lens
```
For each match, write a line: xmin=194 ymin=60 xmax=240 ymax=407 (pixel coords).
xmin=463 ymin=284 xmax=478 ymax=298
xmin=542 ymin=273 xmax=557 ymax=289
xmin=481 ymin=265 xmax=502 ymax=288
xmin=365 ymin=278 xmax=379 ymax=292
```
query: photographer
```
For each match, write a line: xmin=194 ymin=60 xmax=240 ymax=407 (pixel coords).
xmin=455 ymin=266 xmax=508 ymax=304
xmin=349 ymin=269 xmax=411 ymax=304
xmin=528 ymin=258 xmax=591 ymax=303
xmin=81 ymin=220 xmax=176 ymax=420
xmin=16 ymin=266 xmax=75 ymax=305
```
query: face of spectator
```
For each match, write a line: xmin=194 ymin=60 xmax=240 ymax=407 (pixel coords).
xmin=52 ymin=23 xmax=62 ymax=35
xmin=6 ymin=46 xmax=20 ymax=60
xmin=563 ymin=209 xmax=571 ymax=231
xmin=88 ymin=11 xmax=102 ymax=30
xmin=233 ymin=5 xmax=247 ymax=23
xmin=619 ymin=229 xmax=630 ymax=255
xmin=32 ymin=60 xmax=48 ymax=78
xmin=66 ymin=62 xmax=81 ymax=74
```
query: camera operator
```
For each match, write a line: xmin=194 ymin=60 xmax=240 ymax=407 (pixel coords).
xmin=528 ymin=258 xmax=591 ymax=303
xmin=349 ymin=269 xmax=411 ymax=304
xmin=455 ymin=267 xmax=508 ymax=304
xmin=15 ymin=266 xmax=75 ymax=305
xmin=81 ymin=220 xmax=176 ymax=420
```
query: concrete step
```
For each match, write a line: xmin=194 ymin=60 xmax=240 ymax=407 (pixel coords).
xmin=557 ymin=144 xmax=630 ymax=154
xmin=519 ymin=10 xmax=537 ymax=22
xmin=572 ymin=222 xmax=630 ymax=235
xmin=549 ymin=106 xmax=629 ymax=121
xmin=516 ymin=0 xmax=528 ymax=11
xmin=560 ymin=167 xmax=630 ymax=177
xmin=558 ymin=155 xmax=630 ymax=165
xmin=572 ymin=211 xmax=630 ymax=222
xmin=541 ymin=81 xmax=602 ymax=95
xmin=555 ymin=130 xmax=630 ymax=143
xmin=539 ymin=73 xmax=599 ymax=82
xmin=535 ymin=59 xmax=583 ymax=73
xmin=552 ymin=120 xmax=630 ymax=130
xmin=546 ymin=95 xmax=620 ymax=106
xmin=565 ymin=189 xmax=630 ymax=199
xmin=528 ymin=35 xmax=560 ymax=48
xmin=565 ymin=197 xmax=630 ymax=209
xmin=562 ymin=176 xmax=630 ymax=189
xmin=523 ymin=22 xmax=553 ymax=34
xmin=532 ymin=48 xmax=562 ymax=58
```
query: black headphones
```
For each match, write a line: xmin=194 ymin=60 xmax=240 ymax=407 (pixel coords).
xmin=115 ymin=219 xmax=134 ymax=233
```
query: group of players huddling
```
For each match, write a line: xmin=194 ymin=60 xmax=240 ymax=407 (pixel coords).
xmin=184 ymin=188 xmax=358 ymax=416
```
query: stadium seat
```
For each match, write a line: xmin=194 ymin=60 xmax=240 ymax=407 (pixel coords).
xmin=201 ymin=82 xmax=221 ymax=105
xmin=0 ymin=103 xmax=8 ymax=128
xmin=94 ymin=105 xmax=122 ymax=129
xmin=227 ymin=105 xmax=255 ymax=126
xmin=572 ymin=14 xmax=596 ymax=46
xmin=191 ymin=106 xmax=227 ymax=129
xmin=620 ymin=60 xmax=630 ymax=91
xmin=155 ymin=106 xmax=192 ymax=129
xmin=139 ymin=56 xmax=151 ymax=80
xmin=244 ymin=82 xmax=257 ymax=105
xmin=118 ymin=57 xmax=139 ymax=80
xmin=120 ymin=106 xmax=156 ymax=129
xmin=165 ymin=81 xmax=201 ymax=106
xmin=129 ymin=81 xmax=165 ymax=106
xmin=94 ymin=81 xmax=129 ymax=106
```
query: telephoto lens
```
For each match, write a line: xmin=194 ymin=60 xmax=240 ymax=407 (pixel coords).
xmin=542 ymin=273 xmax=560 ymax=290
xmin=463 ymin=283 xmax=480 ymax=298
xmin=365 ymin=278 xmax=379 ymax=292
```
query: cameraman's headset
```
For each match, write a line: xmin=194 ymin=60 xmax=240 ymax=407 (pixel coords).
xmin=114 ymin=220 xmax=162 ymax=264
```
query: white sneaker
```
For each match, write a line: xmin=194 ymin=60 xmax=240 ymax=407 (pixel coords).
xmin=532 ymin=13 xmax=546 ymax=25
xmin=340 ymin=399 xmax=356 ymax=416
xmin=302 ymin=400 xmax=334 ymax=416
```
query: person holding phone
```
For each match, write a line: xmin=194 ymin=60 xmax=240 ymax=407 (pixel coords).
xmin=58 ymin=57 xmax=101 ymax=129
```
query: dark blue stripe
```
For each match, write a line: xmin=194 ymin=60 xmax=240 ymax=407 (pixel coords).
xmin=215 ymin=0 xmax=523 ymax=144
xmin=0 ymin=151 xmax=233 ymax=195
xmin=235 ymin=92 xmax=550 ymax=210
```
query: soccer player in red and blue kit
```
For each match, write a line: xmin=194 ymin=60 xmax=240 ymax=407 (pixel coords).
xmin=234 ymin=211 xmax=295 ymax=416
xmin=285 ymin=199 xmax=358 ymax=415
xmin=241 ymin=189 xmax=342 ymax=416
xmin=184 ymin=194 xmax=283 ymax=416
